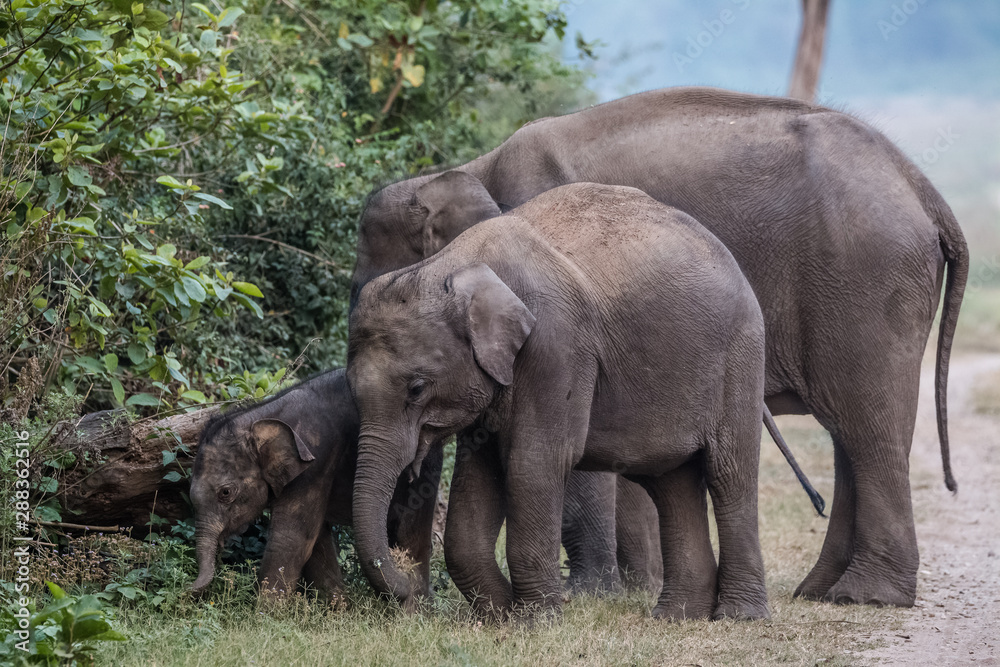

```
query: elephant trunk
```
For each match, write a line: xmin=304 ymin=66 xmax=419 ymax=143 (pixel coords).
xmin=353 ymin=431 xmax=417 ymax=604
xmin=192 ymin=520 xmax=223 ymax=593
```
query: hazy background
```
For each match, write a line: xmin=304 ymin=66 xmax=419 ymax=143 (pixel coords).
xmin=559 ymin=0 xmax=1000 ymax=274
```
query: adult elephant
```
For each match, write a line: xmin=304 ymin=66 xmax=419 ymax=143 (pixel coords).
xmin=351 ymin=87 xmax=968 ymax=607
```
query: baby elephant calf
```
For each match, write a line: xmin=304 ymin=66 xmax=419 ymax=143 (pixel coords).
xmin=347 ymin=182 xmax=774 ymax=621
xmin=189 ymin=369 xmax=441 ymax=598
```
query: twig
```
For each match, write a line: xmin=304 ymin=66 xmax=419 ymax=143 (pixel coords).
xmin=30 ymin=519 xmax=121 ymax=532
xmin=380 ymin=71 xmax=405 ymax=116
xmin=275 ymin=0 xmax=331 ymax=46
xmin=220 ymin=234 xmax=346 ymax=273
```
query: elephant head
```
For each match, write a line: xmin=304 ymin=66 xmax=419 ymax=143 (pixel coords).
xmin=350 ymin=170 xmax=501 ymax=310
xmin=189 ymin=417 xmax=315 ymax=593
xmin=347 ymin=262 xmax=534 ymax=603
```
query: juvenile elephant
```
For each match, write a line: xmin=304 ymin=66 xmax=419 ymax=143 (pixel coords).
xmin=189 ymin=369 xmax=441 ymax=598
xmin=348 ymin=183 xmax=776 ymax=620
xmin=351 ymin=86 xmax=968 ymax=607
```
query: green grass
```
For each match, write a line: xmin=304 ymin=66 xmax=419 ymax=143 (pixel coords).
xmin=90 ymin=416 xmax=900 ymax=667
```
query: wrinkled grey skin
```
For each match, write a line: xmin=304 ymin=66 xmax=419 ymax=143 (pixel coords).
xmin=189 ymin=369 xmax=441 ymax=599
xmin=349 ymin=184 xmax=772 ymax=621
xmin=351 ymin=87 xmax=968 ymax=607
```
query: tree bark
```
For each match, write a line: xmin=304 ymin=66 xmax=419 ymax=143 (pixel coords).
xmin=52 ymin=407 xmax=218 ymax=528
xmin=788 ymin=0 xmax=831 ymax=102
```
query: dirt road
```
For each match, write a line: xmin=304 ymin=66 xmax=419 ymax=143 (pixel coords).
xmin=862 ymin=353 xmax=1000 ymax=665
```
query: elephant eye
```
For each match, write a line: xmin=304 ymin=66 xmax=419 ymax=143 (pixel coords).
xmin=217 ymin=486 xmax=235 ymax=503
xmin=408 ymin=379 xmax=428 ymax=401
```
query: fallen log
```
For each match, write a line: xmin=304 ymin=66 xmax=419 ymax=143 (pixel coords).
xmin=53 ymin=406 xmax=218 ymax=528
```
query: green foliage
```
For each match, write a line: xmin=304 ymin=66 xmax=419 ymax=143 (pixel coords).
xmin=194 ymin=0 xmax=589 ymax=372
xmin=1 ymin=582 xmax=125 ymax=666
xmin=1 ymin=0 xmax=280 ymax=414
xmin=1 ymin=0 xmax=589 ymax=654
xmin=2 ymin=0 xmax=587 ymax=418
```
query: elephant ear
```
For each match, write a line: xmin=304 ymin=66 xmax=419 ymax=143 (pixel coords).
xmin=250 ymin=419 xmax=315 ymax=496
xmin=449 ymin=263 xmax=536 ymax=386
xmin=414 ymin=171 xmax=501 ymax=258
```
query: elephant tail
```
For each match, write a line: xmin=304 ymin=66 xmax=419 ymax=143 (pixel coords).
xmin=930 ymin=194 xmax=969 ymax=495
xmin=763 ymin=406 xmax=826 ymax=517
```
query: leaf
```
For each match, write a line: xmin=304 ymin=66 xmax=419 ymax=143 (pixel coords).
xmin=402 ymin=63 xmax=425 ymax=87
xmin=200 ymin=29 xmax=218 ymax=53
xmin=181 ymin=276 xmax=207 ymax=302
xmin=142 ymin=8 xmax=169 ymax=29
xmin=338 ymin=22 xmax=349 ymax=40
xmin=156 ymin=244 xmax=177 ymax=259
xmin=163 ymin=471 xmax=182 ymax=483
xmin=191 ymin=3 xmax=216 ymax=21
xmin=35 ymin=476 xmax=58 ymax=494
xmin=162 ymin=450 xmax=176 ymax=466
xmin=110 ymin=377 xmax=125 ymax=404
xmin=67 ymin=165 xmax=93 ymax=187
xmin=185 ymin=256 xmax=211 ymax=271
xmin=126 ymin=393 xmax=160 ymax=407
xmin=232 ymin=292 xmax=264 ymax=318
xmin=181 ymin=389 xmax=207 ymax=403
xmin=370 ymin=77 xmax=383 ymax=93
xmin=47 ymin=582 xmax=68 ymax=600
xmin=103 ymin=353 xmax=118 ymax=373
xmin=192 ymin=192 xmax=232 ymax=210
xmin=14 ymin=181 xmax=32 ymax=201
xmin=127 ymin=343 xmax=146 ymax=365
xmin=232 ymin=281 xmax=263 ymax=298
xmin=156 ymin=175 xmax=184 ymax=189
xmin=217 ymin=7 xmax=244 ymax=28
xmin=348 ymin=33 xmax=374 ymax=47
xmin=115 ymin=281 xmax=136 ymax=300
xmin=116 ymin=586 xmax=138 ymax=600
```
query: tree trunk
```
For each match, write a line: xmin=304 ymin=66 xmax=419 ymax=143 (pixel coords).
xmin=52 ymin=407 xmax=218 ymax=528
xmin=788 ymin=0 xmax=831 ymax=102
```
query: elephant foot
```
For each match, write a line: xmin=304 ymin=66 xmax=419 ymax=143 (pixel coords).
xmin=712 ymin=596 xmax=770 ymax=621
xmin=793 ymin=564 xmax=843 ymax=600
xmin=821 ymin=567 xmax=916 ymax=608
xmin=651 ymin=589 xmax=716 ymax=621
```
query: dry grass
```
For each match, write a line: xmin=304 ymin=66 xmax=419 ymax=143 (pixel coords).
xmin=94 ymin=414 xmax=901 ymax=666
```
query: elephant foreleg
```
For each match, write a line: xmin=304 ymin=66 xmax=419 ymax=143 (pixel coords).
xmin=445 ymin=427 xmax=513 ymax=620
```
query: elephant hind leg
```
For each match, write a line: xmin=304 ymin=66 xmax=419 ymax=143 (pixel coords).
xmin=797 ymin=328 xmax=924 ymax=607
xmin=302 ymin=529 xmax=344 ymax=598
xmin=794 ymin=443 xmax=856 ymax=600
xmin=562 ymin=470 xmax=621 ymax=595
xmin=635 ymin=460 xmax=718 ymax=621
xmin=820 ymin=409 xmax=919 ymax=607
xmin=615 ymin=476 xmax=662 ymax=595
xmin=704 ymin=423 xmax=770 ymax=620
